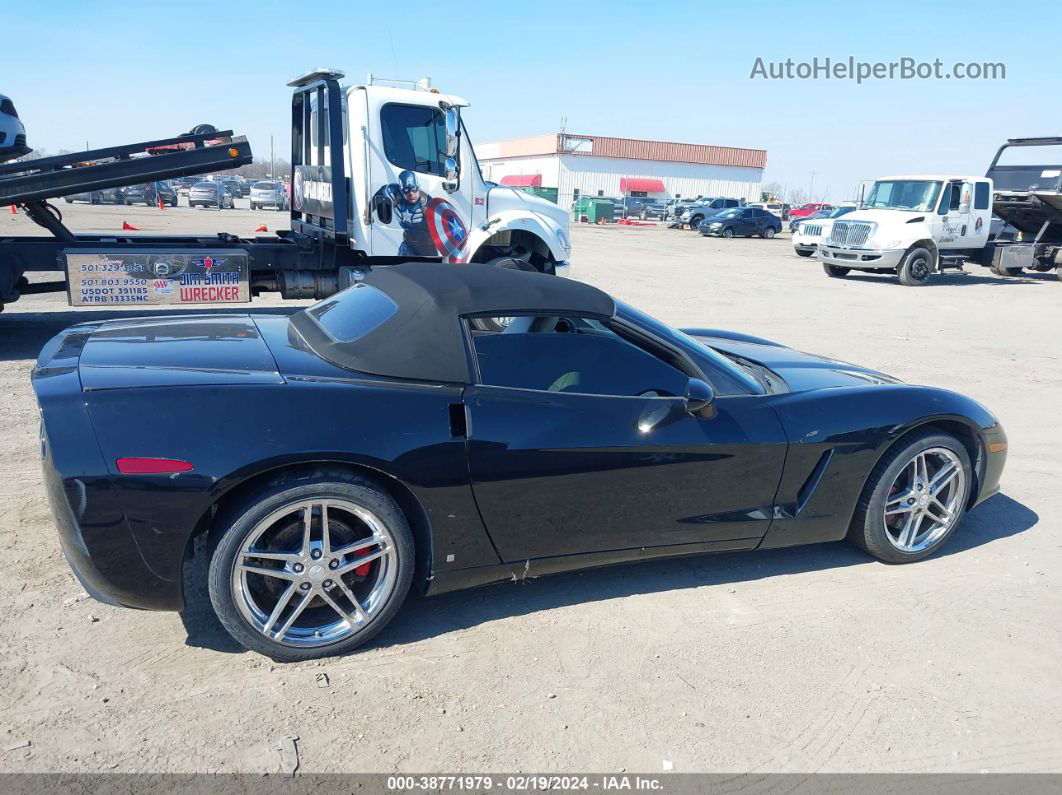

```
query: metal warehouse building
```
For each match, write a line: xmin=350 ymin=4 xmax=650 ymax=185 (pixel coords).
xmin=475 ymin=133 xmax=767 ymax=207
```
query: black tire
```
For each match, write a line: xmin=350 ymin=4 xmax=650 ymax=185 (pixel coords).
xmin=90 ymin=193 xmax=101 ymax=205
xmin=762 ymin=226 xmax=776 ymax=239
xmin=795 ymin=249 xmax=814 ymax=257
xmin=721 ymin=227 xmax=734 ymax=239
xmin=170 ymin=196 xmax=178 ymax=207
xmin=250 ymin=203 xmax=257 ymax=211
xmin=823 ymin=263 xmax=850 ymax=277
xmin=208 ymin=469 xmax=415 ymax=662
xmin=848 ymin=432 xmax=972 ymax=564
xmin=689 ymin=215 xmax=703 ymax=230
xmin=898 ymin=247 xmax=933 ymax=286
xmin=64 ymin=198 xmax=73 ymax=204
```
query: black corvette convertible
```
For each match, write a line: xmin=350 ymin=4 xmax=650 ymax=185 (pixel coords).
xmin=33 ymin=263 xmax=1007 ymax=660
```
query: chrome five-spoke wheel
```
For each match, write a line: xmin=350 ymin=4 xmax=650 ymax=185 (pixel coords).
xmin=233 ymin=499 xmax=398 ymax=647
xmin=883 ymin=448 xmax=967 ymax=552
xmin=209 ymin=473 xmax=414 ymax=660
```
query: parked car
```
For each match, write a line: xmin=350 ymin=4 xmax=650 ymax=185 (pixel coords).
xmin=64 ymin=187 xmax=128 ymax=205
xmin=614 ymin=196 xmax=663 ymax=220
xmin=122 ymin=182 xmax=178 ymax=206
xmin=0 ymin=93 xmax=30 ymax=162
xmin=220 ymin=176 xmax=246 ymax=198
xmin=188 ymin=181 xmax=234 ymax=209
xmin=249 ymin=181 xmax=289 ymax=211
xmin=789 ymin=202 xmax=834 ymax=220
xmin=678 ymin=197 xmax=744 ymax=228
xmin=665 ymin=199 xmax=702 ymax=220
xmin=175 ymin=176 xmax=201 ymax=196
xmin=749 ymin=202 xmax=787 ymax=219
xmin=791 ymin=205 xmax=857 ymax=256
xmin=32 ymin=262 xmax=1007 ymax=660
xmin=700 ymin=206 xmax=782 ymax=238
xmin=789 ymin=209 xmax=829 ymax=233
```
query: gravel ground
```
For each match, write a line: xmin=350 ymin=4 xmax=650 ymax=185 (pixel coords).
xmin=0 ymin=203 xmax=1059 ymax=774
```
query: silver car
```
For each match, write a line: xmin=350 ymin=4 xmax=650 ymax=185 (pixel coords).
xmin=188 ymin=181 xmax=234 ymax=209
xmin=249 ymin=181 xmax=288 ymax=211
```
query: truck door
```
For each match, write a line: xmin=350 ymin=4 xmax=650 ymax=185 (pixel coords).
xmin=365 ymin=98 xmax=477 ymax=262
xmin=936 ymin=180 xmax=975 ymax=248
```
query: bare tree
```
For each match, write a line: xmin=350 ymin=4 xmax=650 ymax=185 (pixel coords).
xmin=788 ymin=188 xmax=808 ymax=205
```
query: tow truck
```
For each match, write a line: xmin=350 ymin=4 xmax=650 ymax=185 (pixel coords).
xmin=816 ymin=137 xmax=1062 ymax=286
xmin=0 ymin=69 xmax=571 ymax=312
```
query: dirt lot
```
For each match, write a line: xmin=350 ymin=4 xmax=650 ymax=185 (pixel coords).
xmin=1 ymin=203 xmax=1060 ymax=774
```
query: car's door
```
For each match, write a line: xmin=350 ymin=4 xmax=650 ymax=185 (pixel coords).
xmin=735 ymin=208 xmax=755 ymax=235
xmin=462 ymin=319 xmax=787 ymax=561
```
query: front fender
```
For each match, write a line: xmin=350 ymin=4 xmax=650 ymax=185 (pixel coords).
xmin=468 ymin=210 xmax=571 ymax=266
xmin=759 ymin=384 xmax=1003 ymax=550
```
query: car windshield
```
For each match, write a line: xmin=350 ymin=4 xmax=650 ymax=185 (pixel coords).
xmin=864 ymin=180 xmax=943 ymax=212
xmin=615 ymin=301 xmax=763 ymax=395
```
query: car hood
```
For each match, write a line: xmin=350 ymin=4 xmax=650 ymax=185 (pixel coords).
xmin=64 ymin=314 xmax=284 ymax=390
xmin=685 ymin=331 xmax=902 ymax=392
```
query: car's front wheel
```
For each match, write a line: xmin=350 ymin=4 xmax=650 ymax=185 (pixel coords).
xmin=207 ymin=470 xmax=415 ymax=661
xmin=849 ymin=432 xmax=972 ymax=563
xmin=721 ymin=227 xmax=734 ymax=238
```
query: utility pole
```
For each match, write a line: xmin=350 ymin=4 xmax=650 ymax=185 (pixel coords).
xmin=270 ymin=135 xmax=275 ymax=180
xmin=809 ymin=171 xmax=817 ymax=203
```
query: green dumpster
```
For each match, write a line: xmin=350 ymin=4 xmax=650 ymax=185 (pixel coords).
xmin=573 ymin=197 xmax=614 ymax=223
xmin=523 ymin=186 xmax=559 ymax=204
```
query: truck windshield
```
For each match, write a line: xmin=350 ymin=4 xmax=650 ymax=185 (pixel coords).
xmin=864 ymin=180 xmax=942 ymax=212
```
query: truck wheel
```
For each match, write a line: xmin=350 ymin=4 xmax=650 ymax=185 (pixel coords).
xmin=823 ymin=263 xmax=850 ymax=277
xmin=689 ymin=215 xmax=703 ymax=229
xmin=898 ymin=247 xmax=933 ymax=286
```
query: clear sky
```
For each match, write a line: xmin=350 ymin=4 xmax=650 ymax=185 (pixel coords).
xmin=7 ymin=0 xmax=1060 ymax=202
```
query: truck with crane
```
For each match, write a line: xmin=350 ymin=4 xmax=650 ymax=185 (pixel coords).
xmin=0 ymin=69 xmax=571 ymax=313
xmin=816 ymin=137 xmax=1062 ymax=286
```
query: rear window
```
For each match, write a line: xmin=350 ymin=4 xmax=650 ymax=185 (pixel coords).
xmin=253 ymin=182 xmax=276 ymax=190
xmin=193 ymin=182 xmax=215 ymax=189
xmin=306 ymin=283 xmax=398 ymax=342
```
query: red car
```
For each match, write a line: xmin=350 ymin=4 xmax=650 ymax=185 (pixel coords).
xmin=788 ymin=202 xmax=833 ymax=220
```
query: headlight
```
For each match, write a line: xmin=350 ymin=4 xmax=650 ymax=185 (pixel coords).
xmin=710 ymin=222 xmax=723 ymax=228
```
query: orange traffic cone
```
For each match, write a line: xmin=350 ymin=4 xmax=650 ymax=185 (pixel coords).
xmin=122 ymin=221 xmax=139 ymax=231
xmin=8 ymin=205 xmax=16 ymax=214
xmin=157 ymin=196 xmax=165 ymax=210
xmin=255 ymin=224 xmax=268 ymax=232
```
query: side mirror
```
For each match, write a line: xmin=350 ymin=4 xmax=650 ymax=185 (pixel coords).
xmin=959 ymin=203 xmax=971 ymax=214
xmin=444 ymin=108 xmax=459 ymax=158
xmin=685 ymin=378 xmax=716 ymax=417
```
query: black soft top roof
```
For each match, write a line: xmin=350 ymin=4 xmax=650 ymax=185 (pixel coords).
xmin=290 ymin=262 xmax=616 ymax=384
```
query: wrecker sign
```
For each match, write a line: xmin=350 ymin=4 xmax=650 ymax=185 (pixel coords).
xmin=65 ymin=249 xmax=250 ymax=306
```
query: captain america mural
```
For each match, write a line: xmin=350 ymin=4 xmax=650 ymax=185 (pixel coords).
xmin=375 ymin=170 xmax=469 ymax=262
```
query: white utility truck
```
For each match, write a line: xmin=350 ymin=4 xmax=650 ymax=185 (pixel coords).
xmin=0 ymin=68 xmax=571 ymax=312
xmin=816 ymin=137 xmax=1062 ymax=286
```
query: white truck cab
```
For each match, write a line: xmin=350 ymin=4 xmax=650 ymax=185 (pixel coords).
xmin=290 ymin=69 xmax=571 ymax=286
xmin=817 ymin=175 xmax=993 ymax=285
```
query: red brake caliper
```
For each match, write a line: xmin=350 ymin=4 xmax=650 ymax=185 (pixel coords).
xmin=353 ymin=547 xmax=374 ymax=577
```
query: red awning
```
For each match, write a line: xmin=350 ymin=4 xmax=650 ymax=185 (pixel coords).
xmin=619 ymin=177 xmax=665 ymax=193
xmin=499 ymin=174 xmax=542 ymax=187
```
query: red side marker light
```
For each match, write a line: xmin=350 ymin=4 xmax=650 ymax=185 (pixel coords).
xmin=116 ymin=457 xmax=194 ymax=474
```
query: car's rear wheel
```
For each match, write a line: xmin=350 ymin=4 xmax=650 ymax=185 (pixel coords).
xmin=208 ymin=470 xmax=415 ymax=661
xmin=848 ymin=432 xmax=971 ymax=563
xmin=823 ymin=263 xmax=850 ymax=277
xmin=763 ymin=227 xmax=776 ymax=239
